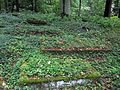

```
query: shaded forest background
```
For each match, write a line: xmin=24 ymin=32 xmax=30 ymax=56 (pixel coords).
xmin=0 ymin=0 xmax=120 ymax=17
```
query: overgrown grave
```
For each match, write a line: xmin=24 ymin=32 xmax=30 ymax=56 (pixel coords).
xmin=18 ymin=34 xmax=109 ymax=88
xmin=40 ymin=48 xmax=119 ymax=89
xmin=17 ymin=22 xmax=118 ymax=88
xmin=19 ymin=53 xmax=101 ymax=86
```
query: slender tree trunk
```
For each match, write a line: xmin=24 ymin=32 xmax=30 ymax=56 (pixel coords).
xmin=0 ymin=0 xmax=1 ymax=11
xmin=0 ymin=4 xmax=1 ymax=11
xmin=11 ymin=1 xmax=14 ymax=12
xmin=60 ymin=0 xmax=66 ymax=17
xmin=78 ymin=0 xmax=81 ymax=16
xmin=31 ymin=0 xmax=34 ymax=11
xmin=15 ymin=0 xmax=19 ymax=12
xmin=33 ymin=0 xmax=37 ymax=12
xmin=31 ymin=0 xmax=37 ymax=12
xmin=118 ymin=8 xmax=120 ymax=18
xmin=34 ymin=0 xmax=37 ymax=12
xmin=104 ymin=0 xmax=112 ymax=17
xmin=65 ymin=0 xmax=71 ymax=15
xmin=60 ymin=0 xmax=71 ymax=17
xmin=63 ymin=0 xmax=65 ymax=15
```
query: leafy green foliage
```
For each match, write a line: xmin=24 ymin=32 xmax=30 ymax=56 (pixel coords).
xmin=0 ymin=12 xmax=120 ymax=89
xmin=19 ymin=51 xmax=93 ymax=77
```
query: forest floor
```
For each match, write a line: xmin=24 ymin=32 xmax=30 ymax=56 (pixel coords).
xmin=0 ymin=12 xmax=120 ymax=89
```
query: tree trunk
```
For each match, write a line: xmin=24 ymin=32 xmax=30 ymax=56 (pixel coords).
xmin=78 ymin=0 xmax=81 ymax=16
xmin=118 ymin=8 xmax=120 ymax=18
xmin=60 ymin=0 xmax=71 ymax=17
xmin=104 ymin=0 xmax=112 ymax=17
xmin=11 ymin=0 xmax=20 ymax=12
xmin=11 ymin=1 xmax=15 ymax=12
xmin=32 ymin=0 xmax=37 ymax=12
xmin=0 ymin=5 xmax=1 ymax=11
xmin=34 ymin=0 xmax=37 ymax=12
xmin=15 ymin=0 xmax=19 ymax=12
xmin=31 ymin=0 xmax=34 ymax=11
xmin=0 ymin=0 xmax=2 ymax=11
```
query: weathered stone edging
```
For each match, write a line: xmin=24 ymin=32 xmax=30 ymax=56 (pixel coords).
xmin=19 ymin=71 xmax=101 ymax=85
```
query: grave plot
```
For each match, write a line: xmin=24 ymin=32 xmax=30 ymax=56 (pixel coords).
xmin=18 ymin=53 xmax=101 ymax=86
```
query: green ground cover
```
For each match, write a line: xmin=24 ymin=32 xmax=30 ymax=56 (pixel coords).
xmin=0 ymin=12 xmax=120 ymax=89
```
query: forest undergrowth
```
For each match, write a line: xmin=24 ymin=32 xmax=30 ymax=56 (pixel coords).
xmin=0 ymin=12 xmax=120 ymax=89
